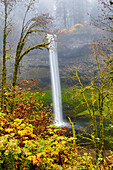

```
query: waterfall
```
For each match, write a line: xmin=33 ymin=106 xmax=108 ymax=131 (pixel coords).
xmin=47 ymin=34 xmax=63 ymax=126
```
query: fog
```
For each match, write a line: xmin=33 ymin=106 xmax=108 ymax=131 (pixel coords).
xmin=0 ymin=0 xmax=107 ymax=88
xmin=37 ymin=0 xmax=99 ymax=29
xmin=0 ymin=0 xmax=101 ymax=36
xmin=0 ymin=0 xmax=103 ymax=63
xmin=0 ymin=0 xmax=105 ymax=53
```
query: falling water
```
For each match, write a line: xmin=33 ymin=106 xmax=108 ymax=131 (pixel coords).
xmin=47 ymin=34 xmax=63 ymax=126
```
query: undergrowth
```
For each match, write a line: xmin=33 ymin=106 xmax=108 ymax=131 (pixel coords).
xmin=0 ymin=80 xmax=113 ymax=169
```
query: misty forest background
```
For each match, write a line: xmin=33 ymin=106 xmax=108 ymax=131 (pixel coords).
xmin=0 ymin=0 xmax=113 ymax=169
xmin=0 ymin=0 xmax=103 ymax=89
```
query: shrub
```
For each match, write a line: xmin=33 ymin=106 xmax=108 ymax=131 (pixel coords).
xmin=0 ymin=114 xmax=93 ymax=169
xmin=0 ymin=80 xmax=112 ymax=169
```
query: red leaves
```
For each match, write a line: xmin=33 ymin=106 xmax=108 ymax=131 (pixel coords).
xmin=2 ymin=79 xmax=52 ymax=138
xmin=16 ymin=162 xmax=20 ymax=169
xmin=30 ymin=79 xmax=34 ymax=81
xmin=22 ymin=80 xmax=29 ymax=84
xmin=32 ymin=156 xmax=42 ymax=166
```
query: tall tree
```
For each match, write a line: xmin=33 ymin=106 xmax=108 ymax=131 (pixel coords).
xmin=12 ymin=5 xmax=51 ymax=88
xmin=90 ymin=0 xmax=113 ymax=160
xmin=55 ymin=0 xmax=68 ymax=29
xmin=94 ymin=0 xmax=113 ymax=80
xmin=0 ymin=0 xmax=52 ymax=111
xmin=1 ymin=0 xmax=16 ymax=111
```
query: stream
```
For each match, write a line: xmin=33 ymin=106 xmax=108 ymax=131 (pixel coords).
xmin=65 ymin=115 xmax=113 ymax=150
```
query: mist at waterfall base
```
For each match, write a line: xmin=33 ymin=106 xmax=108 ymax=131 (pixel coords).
xmin=47 ymin=34 xmax=69 ymax=127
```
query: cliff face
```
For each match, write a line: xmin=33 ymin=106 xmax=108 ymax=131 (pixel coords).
xmin=57 ymin=32 xmax=99 ymax=88
xmin=1 ymin=28 xmax=101 ymax=90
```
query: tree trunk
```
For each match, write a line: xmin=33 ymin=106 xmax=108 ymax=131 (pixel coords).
xmin=10 ymin=60 xmax=19 ymax=113
xmin=12 ymin=60 xmax=19 ymax=88
xmin=1 ymin=1 xmax=7 ymax=111
xmin=93 ymin=116 xmax=99 ymax=161
xmin=92 ymin=88 xmax=99 ymax=161
xmin=99 ymin=92 xmax=104 ymax=162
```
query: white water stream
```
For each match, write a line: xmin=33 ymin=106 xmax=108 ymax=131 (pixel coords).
xmin=47 ymin=34 xmax=64 ymax=126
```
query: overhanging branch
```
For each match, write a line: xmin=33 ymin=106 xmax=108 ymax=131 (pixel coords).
xmin=19 ymin=42 xmax=49 ymax=62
